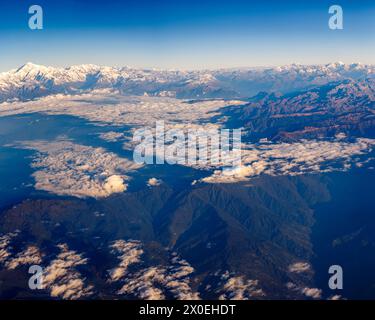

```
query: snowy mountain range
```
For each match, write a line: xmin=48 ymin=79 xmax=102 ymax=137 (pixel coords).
xmin=0 ymin=62 xmax=374 ymax=102
xmin=0 ymin=62 xmax=375 ymax=300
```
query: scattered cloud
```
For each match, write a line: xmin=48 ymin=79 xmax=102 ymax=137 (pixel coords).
xmin=103 ymin=175 xmax=127 ymax=195
xmin=13 ymin=139 xmax=142 ymax=198
xmin=0 ymin=92 xmax=242 ymax=128
xmin=328 ymin=295 xmax=344 ymax=300
xmin=2 ymin=92 xmax=374 ymax=187
xmin=5 ymin=246 xmax=42 ymax=270
xmin=118 ymin=266 xmax=166 ymax=300
xmin=301 ymin=287 xmax=322 ymax=299
xmin=0 ymin=232 xmax=42 ymax=270
xmin=42 ymin=244 xmax=94 ymax=300
xmin=99 ymin=131 xmax=125 ymax=142
xmin=147 ymin=178 xmax=162 ymax=187
xmin=109 ymin=241 xmax=200 ymax=300
xmin=217 ymin=272 xmax=265 ymax=300
xmin=286 ymin=282 xmax=322 ymax=300
xmin=109 ymin=240 xmax=144 ymax=282
xmin=202 ymin=138 xmax=375 ymax=183
xmin=0 ymin=232 xmax=19 ymax=265
xmin=288 ymin=262 xmax=312 ymax=274
xmin=0 ymin=235 xmax=94 ymax=300
xmin=117 ymin=254 xmax=200 ymax=300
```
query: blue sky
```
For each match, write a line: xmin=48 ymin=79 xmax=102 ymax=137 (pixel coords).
xmin=0 ymin=0 xmax=374 ymax=71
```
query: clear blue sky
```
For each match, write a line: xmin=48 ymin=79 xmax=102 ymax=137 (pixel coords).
xmin=0 ymin=0 xmax=374 ymax=71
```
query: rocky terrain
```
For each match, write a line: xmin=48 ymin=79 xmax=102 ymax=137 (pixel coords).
xmin=0 ymin=175 xmax=330 ymax=299
xmin=0 ymin=62 xmax=373 ymax=102
xmin=223 ymin=79 xmax=375 ymax=141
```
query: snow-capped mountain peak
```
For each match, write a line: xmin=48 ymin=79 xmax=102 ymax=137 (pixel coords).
xmin=0 ymin=62 xmax=373 ymax=102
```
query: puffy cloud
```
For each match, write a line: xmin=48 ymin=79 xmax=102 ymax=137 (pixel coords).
xmin=0 ymin=232 xmax=43 ymax=270
xmin=109 ymin=240 xmax=144 ymax=281
xmin=328 ymin=295 xmax=344 ymax=300
xmin=118 ymin=267 xmax=166 ymax=300
xmin=286 ymin=282 xmax=322 ymax=300
xmin=202 ymin=138 xmax=375 ymax=183
xmin=42 ymin=244 xmax=94 ymax=300
xmin=5 ymin=246 xmax=42 ymax=270
xmin=103 ymin=175 xmax=127 ymax=194
xmin=0 ymin=92 xmax=243 ymax=128
xmin=117 ymin=255 xmax=200 ymax=300
xmin=147 ymin=178 xmax=162 ymax=187
xmin=0 ymin=92 xmax=244 ymax=171
xmin=217 ymin=272 xmax=265 ymax=300
xmin=13 ymin=140 xmax=142 ymax=198
xmin=0 ymin=232 xmax=18 ymax=264
xmin=162 ymin=255 xmax=200 ymax=300
xmin=288 ymin=262 xmax=312 ymax=274
xmin=301 ymin=287 xmax=322 ymax=299
xmin=109 ymin=241 xmax=199 ymax=300
xmin=125 ymin=268 xmax=168 ymax=299
xmin=202 ymin=166 xmax=254 ymax=184
xmin=2 ymin=239 xmax=90 ymax=299
xmin=1 ymin=91 xmax=374 ymax=185
xmin=99 ymin=131 xmax=125 ymax=142
xmin=335 ymin=132 xmax=347 ymax=140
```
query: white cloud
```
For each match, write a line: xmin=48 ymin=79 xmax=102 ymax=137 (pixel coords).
xmin=5 ymin=246 xmax=42 ymax=270
xmin=0 ymin=92 xmax=243 ymax=128
xmin=217 ymin=272 xmax=265 ymax=300
xmin=42 ymin=243 xmax=94 ymax=300
xmin=286 ymin=282 xmax=322 ymax=299
xmin=3 ymin=91 xmax=373 ymax=185
xmin=13 ymin=139 xmax=142 ymax=198
xmin=288 ymin=262 xmax=312 ymax=274
xmin=119 ymin=267 xmax=166 ymax=300
xmin=103 ymin=175 xmax=127 ymax=194
xmin=147 ymin=178 xmax=162 ymax=187
xmin=109 ymin=241 xmax=200 ymax=300
xmin=0 ymin=232 xmax=19 ymax=264
xmin=163 ymin=255 xmax=200 ymax=300
xmin=328 ymin=295 xmax=344 ymax=300
xmin=99 ymin=131 xmax=125 ymax=142
xmin=109 ymin=240 xmax=144 ymax=282
xmin=202 ymin=138 xmax=375 ymax=183
xmin=301 ymin=287 xmax=322 ymax=299
xmin=117 ymin=256 xmax=200 ymax=300
xmin=0 ymin=232 xmax=43 ymax=270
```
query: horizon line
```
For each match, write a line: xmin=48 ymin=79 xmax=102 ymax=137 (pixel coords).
xmin=1 ymin=60 xmax=373 ymax=74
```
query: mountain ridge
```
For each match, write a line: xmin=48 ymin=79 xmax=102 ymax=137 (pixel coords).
xmin=0 ymin=62 xmax=374 ymax=102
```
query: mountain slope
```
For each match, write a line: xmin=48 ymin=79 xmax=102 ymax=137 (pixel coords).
xmin=223 ymin=79 xmax=375 ymax=141
xmin=0 ymin=62 xmax=373 ymax=102
xmin=0 ymin=175 xmax=330 ymax=299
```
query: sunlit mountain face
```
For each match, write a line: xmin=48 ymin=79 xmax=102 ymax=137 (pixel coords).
xmin=0 ymin=62 xmax=374 ymax=300
xmin=1 ymin=62 xmax=374 ymax=102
